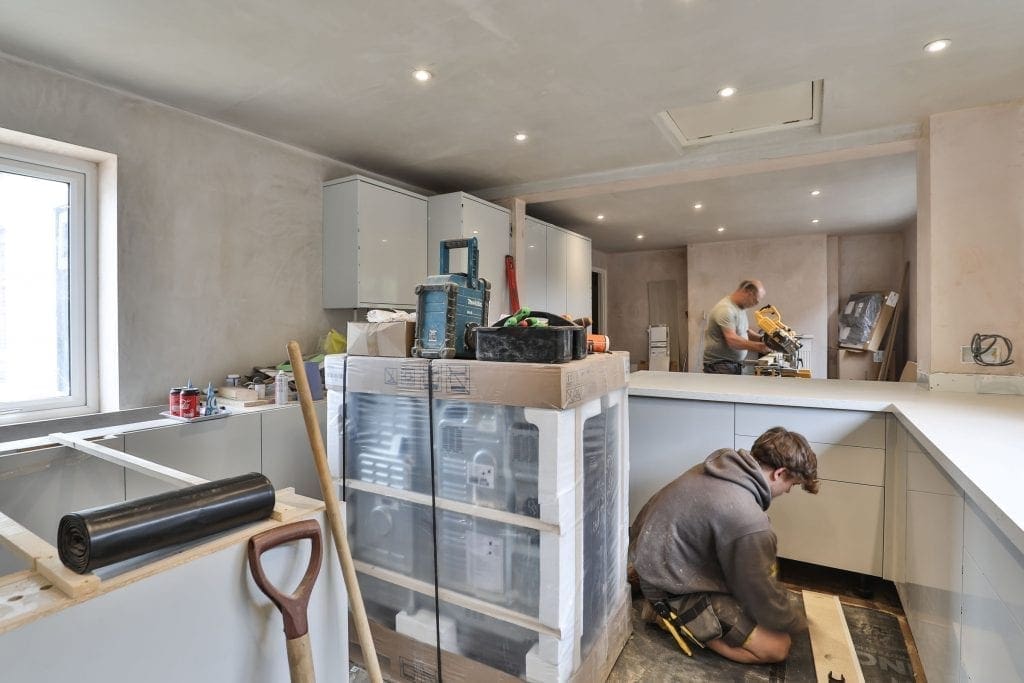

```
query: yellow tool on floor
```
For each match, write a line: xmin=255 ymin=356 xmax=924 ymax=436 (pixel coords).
xmin=651 ymin=601 xmax=705 ymax=656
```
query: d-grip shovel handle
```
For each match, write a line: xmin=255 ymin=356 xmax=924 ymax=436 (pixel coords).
xmin=248 ymin=519 xmax=323 ymax=640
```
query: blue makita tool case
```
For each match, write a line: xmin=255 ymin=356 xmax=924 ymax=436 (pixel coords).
xmin=412 ymin=237 xmax=491 ymax=359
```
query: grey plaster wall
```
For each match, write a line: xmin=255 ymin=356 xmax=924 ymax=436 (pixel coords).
xmin=0 ymin=55 xmax=402 ymax=408
xmin=605 ymin=248 xmax=687 ymax=369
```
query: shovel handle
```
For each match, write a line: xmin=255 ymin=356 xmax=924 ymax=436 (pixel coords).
xmin=248 ymin=519 xmax=323 ymax=639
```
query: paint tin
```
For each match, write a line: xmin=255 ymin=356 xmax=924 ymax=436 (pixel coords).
xmin=169 ymin=387 xmax=183 ymax=416
xmin=587 ymin=334 xmax=610 ymax=354
xmin=225 ymin=374 xmax=241 ymax=387
xmin=180 ymin=388 xmax=200 ymax=419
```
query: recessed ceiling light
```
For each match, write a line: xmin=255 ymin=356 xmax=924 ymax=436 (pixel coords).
xmin=514 ymin=132 xmax=528 ymax=142
xmin=636 ymin=234 xmax=645 ymax=240
xmin=528 ymin=244 xmax=535 ymax=248
xmin=718 ymin=86 xmax=737 ymax=98
xmin=693 ymin=203 xmax=703 ymax=210
xmin=412 ymin=69 xmax=432 ymax=82
xmin=596 ymin=214 xmax=605 ymax=220
xmin=717 ymin=226 xmax=726 ymax=233
xmin=812 ymin=219 xmax=820 ymax=224
xmin=924 ymin=39 xmax=951 ymax=53
xmin=810 ymin=189 xmax=821 ymax=196
xmin=472 ymin=230 xmax=479 ymax=234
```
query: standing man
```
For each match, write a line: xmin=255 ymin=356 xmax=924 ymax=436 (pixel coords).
xmin=703 ymin=279 xmax=770 ymax=374
xmin=631 ymin=427 xmax=819 ymax=664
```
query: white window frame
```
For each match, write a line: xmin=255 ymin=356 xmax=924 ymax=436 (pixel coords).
xmin=0 ymin=143 xmax=99 ymax=423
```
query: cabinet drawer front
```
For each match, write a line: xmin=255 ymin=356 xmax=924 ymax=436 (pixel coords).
xmin=907 ymin=449 xmax=959 ymax=496
xmin=735 ymin=404 xmax=885 ymax=449
xmin=965 ymin=502 xmax=1024 ymax=630
xmin=769 ymin=480 xmax=883 ymax=576
xmin=961 ymin=550 xmax=1024 ymax=683
xmin=735 ymin=434 xmax=884 ymax=486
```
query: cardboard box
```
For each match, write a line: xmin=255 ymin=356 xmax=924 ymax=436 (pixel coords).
xmin=347 ymin=321 xmax=415 ymax=357
xmin=338 ymin=351 xmax=629 ymax=410
xmin=838 ymin=291 xmax=898 ymax=352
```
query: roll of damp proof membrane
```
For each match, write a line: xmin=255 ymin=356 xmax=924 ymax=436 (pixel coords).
xmin=58 ymin=472 xmax=276 ymax=574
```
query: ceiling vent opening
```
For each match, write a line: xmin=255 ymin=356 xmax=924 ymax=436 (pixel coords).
xmin=657 ymin=80 xmax=822 ymax=148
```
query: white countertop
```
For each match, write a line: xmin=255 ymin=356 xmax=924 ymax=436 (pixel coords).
xmin=629 ymin=371 xmax=1024 ymax=554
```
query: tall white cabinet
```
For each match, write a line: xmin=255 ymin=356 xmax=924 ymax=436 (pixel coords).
xmin=427 ymin=192 xmax=511 ymax=324
xmin=522 ymin=216 xmax=592 ymax=318
xmin=323 ymin=175 xmax=428 ymax=309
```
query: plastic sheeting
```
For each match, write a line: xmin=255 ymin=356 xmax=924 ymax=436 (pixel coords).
xmin=58 ymin=472 xmax=275 ymax=573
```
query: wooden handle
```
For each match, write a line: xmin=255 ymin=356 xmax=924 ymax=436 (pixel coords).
xmin=286 ymin=633 xmax=316 ymax=683
xmin=247 ymin=519 xmax=323 ymax=639
xmin=287 ymin=341 xmax=383 ymax=683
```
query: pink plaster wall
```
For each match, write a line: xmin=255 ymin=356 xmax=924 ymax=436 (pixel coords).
xmin=926 ymin=101 xmax=1024 ymax=374
xmin=687 ymin=235 xmax=829 ymax=378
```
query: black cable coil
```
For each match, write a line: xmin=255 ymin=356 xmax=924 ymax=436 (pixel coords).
xmin=58 ymin=472 xmax=276 ymax=574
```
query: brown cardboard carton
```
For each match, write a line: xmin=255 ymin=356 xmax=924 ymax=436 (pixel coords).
xmin=346 ymin=321 xmax=415 ymax=357
xmin=342 ymin=351 xmax=629 ymax=410
xmin=838 ymin=291 xmax=898 ymax=352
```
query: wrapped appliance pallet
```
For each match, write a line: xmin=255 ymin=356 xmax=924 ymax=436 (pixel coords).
xmin=325 ymin=352 xmax=632 ymax=682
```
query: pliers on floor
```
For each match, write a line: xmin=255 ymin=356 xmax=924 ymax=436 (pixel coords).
xmin=651 ymin=601 xmax=704 ymax=657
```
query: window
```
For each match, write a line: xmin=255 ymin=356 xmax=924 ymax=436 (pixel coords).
xmin=0 ymin=145 xmax=97 ymax=421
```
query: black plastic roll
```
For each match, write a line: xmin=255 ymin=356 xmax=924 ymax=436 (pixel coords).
xmin=58 ymin=472 xmax=276 ymax=574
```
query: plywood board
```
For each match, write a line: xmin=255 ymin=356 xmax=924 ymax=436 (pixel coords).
xmin=804 ymin=590 xmax=866 ymax=683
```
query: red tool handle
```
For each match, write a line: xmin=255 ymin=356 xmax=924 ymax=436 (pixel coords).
xmin=248 ymin=519 xmax=323 ymax=639
xmin=505 ymin=254 xmax=521 ymax=314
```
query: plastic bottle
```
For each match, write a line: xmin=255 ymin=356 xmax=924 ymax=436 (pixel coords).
xmin=275 ymin=371 xmax=289 ymax=405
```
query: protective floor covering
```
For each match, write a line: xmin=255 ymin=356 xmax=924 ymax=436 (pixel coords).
xmin=607 ymin=593 xmax=916 ymax=683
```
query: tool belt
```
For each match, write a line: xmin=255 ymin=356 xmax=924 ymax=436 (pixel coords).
xmin=650 ymin=598 xmax=708 ymax=656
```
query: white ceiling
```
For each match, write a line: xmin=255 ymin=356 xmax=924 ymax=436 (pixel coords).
xmin=0 ymin=1 xmax=1021 ymax=251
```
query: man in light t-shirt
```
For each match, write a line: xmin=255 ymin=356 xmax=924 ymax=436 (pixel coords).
xmin=702 ymin=280 xmax=770 ymax=374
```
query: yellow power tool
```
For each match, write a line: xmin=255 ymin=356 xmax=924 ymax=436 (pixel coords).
xmin=754 ymin=305 xmax=802 ymax=356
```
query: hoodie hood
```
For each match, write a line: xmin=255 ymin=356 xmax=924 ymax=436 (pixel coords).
xmin=704 ymin=448 xmax=772 ymax=511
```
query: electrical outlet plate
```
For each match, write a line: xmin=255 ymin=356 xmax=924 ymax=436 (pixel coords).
xmin=961 ymin=345 xmax=1001 ymax=364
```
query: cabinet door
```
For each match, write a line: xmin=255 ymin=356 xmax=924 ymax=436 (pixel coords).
xmin=565 ymin=232 xmax=592 ymax=319
xmin=461 ymin=199 xmax=511 ymax=323
xmin=357 ymin=182 xmax=427 ymax=308
xmin=545 ymin=226 xmax=568 ymax=315
xmin=905 ymin=489 xmax=964 ymax=683
xmin=628 ymin=397 xmax=734 ymax=523
xmin=521 ymin=219 xmax=548 ymax=312
xmin=769 ymin=480 xmax=884 ymax=576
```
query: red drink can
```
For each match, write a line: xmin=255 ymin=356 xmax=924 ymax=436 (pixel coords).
xmin=169 ymin=387 xmax=183 ymax=416
xmin=180 ymin=388 xmax=200 ymax=419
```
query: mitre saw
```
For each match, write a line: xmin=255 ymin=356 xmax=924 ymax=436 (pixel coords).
xmin=753 ymin=305 xmax=810 ymax=378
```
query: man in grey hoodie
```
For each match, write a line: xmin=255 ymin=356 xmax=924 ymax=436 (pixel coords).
xmin=631 ymin=427 xmax=819 ymax=664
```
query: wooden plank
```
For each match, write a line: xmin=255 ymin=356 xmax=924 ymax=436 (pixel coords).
xmin=50 ymin=433 xmax=207 ymax=488
xmin=803 ymin=590 xmax=866 ymax=683
xmin=34 ymin=556 xmax=100 ymax=598
xmin=0 ymin=511 xmax=100 ymax=598
xmin=352 ymin=559 xmax=562 ymax=638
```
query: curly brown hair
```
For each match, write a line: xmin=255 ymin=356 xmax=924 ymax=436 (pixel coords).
xmin=751 ymin=426 xmax=820 ymax=494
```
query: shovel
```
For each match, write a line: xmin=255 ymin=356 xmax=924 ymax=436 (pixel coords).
xmin=248 ymin=519 xmax=323 ymax=683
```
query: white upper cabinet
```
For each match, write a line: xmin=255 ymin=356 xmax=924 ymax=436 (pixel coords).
xmin=565 ymin=229 xmax=592 ymax=320
xmin=427 ymin=193 xmax=511 ymax=325
xmin=521 ymin=218 xmax=548 ymax=312
xmin=523 ymin=216 xmax=592 ymax=319
xmin=323 ymin=175 xmax=427 ymax=309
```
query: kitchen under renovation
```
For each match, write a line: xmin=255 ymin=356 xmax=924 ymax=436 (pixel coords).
xmin=1 ymin=3 xmax=1023 ymax=682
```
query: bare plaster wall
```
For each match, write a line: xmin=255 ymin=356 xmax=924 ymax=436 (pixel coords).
xmin=605 ymin=248 xmax=687 ymax=369
xmin=836 ymin=232 xmax=905 ymax=380
xmin=926 ymin=101 xmax=1024 ymax=375
xmin=687 ymin=235 xmax=829 ymax=378
xmin=591 ymin=248 xmax=609 ymax=270
xmin=0 ymin=55 xmax=392 ymax=408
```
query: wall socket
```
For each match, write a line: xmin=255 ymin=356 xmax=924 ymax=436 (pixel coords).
xmin=962 ymin=345 xmax=1001 ymax=364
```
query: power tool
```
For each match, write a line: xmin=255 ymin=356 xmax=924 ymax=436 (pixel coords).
xmin=413 ymin=237 xmax=491 ymax=359
xmin=754 ymin=305 xmax=811 ymax=377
